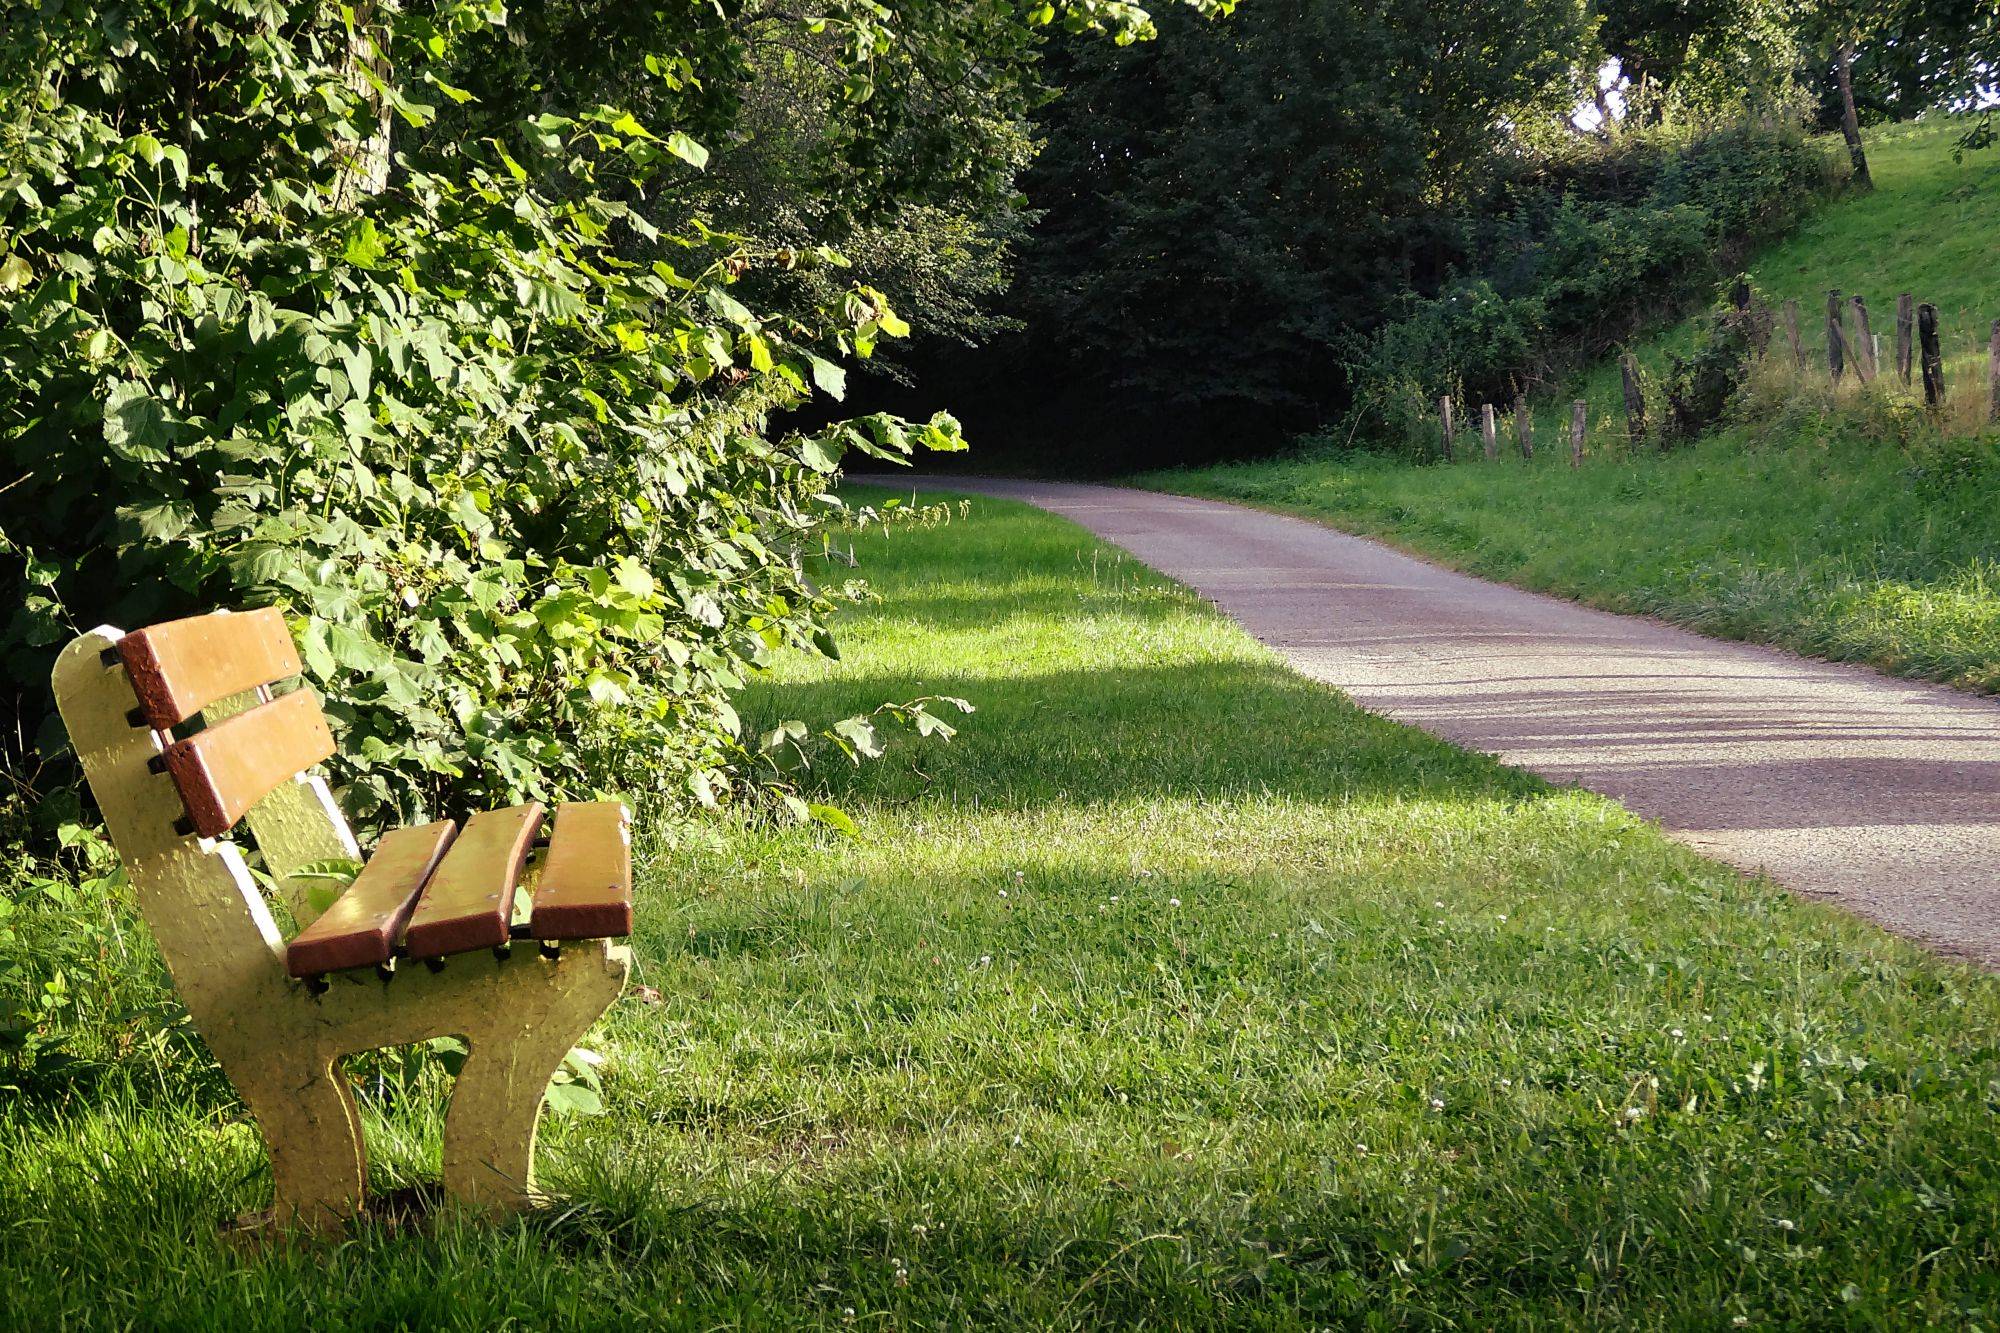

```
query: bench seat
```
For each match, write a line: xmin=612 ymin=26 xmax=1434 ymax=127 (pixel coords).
xmin=286 ymin=800 xmax=633 ymax=978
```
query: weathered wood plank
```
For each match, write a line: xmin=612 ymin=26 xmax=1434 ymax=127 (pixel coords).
xmin=162 ymin=689 xmax=335 ymax=838
xmin=531 ymin=802 xmax=634 ymax=942
xmin=1919 ymin=303 xmax=1946 ymax=407
xmin=118 ymin=608 xmax=302 ymax=729
xmin=1990 ymin=319 xmax=2000 ymax=424
xmin=402 ymin=803 xmax=545 ymax=959
xmin=286 ymin=821 xmax=458 ymax=976
xmin=1782 ymin=298 xmax=1805 ymax=368
xmin=1619 ymin=355 xmax=1647 ymax=445
xmin=1896 ymin=293 xmax=1915 ymax=383
xmin=1850 ymin=295 xmax=1878 ymax=381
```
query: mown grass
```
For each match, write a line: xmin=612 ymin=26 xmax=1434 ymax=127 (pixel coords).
xmin=5 ymin=489 xmax=2000 ymax=1327
xmin=1143 ymin=120 xmax=2000 ymax=692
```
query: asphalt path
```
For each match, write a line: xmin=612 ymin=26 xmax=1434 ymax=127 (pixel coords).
xmin=860 ymin=475 xmax=2000 ymax=969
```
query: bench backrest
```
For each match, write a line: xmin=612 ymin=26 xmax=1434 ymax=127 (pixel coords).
xmin=52 ymin=614 xmax=361 ymax=1009
xmin=117 ymin=608 xmax=338 ymax=838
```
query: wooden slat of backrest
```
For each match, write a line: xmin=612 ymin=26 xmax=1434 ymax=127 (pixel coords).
xmin=530 ymin=801 xmax=633 ymax=941
xmin=400 ymin=803 xmax=545 ymax=959
xmin=162 ymin=689 xmax=335 ymax=838
xmin=285 ymin=821 xmax=457 ymax=977
xmin=203 ymin=686 xmax=363 ymax=927
xmin=118 ymin=608 xmax=302 ymax=728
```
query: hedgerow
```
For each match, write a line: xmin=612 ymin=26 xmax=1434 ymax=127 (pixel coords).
xmin=0 ymin=1 xmax=978 ymax=827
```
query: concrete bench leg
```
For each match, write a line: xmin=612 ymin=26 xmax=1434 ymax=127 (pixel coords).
xmin=441 ymin=942 xmax=628 ymax=1215
xmin=235 ymin=1052 xmax=367 ymax=1231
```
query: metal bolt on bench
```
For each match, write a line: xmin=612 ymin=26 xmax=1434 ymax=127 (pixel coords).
xmin=53 ymin=609 xmax=636 ymax=1233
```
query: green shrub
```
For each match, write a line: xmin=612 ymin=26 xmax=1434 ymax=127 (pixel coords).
xmin=0 ymin=1 xmax=966 ymax=828
xmin=1346 ymin=118 xmax=1841 ymax=453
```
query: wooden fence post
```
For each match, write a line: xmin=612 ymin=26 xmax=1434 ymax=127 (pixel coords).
xmin=1896 ymin=293 xmax=1914 ymax=384
xmin=1749 ymin=299 xmax=1773 ymax=357
xmin=1826 ymin=290 xmax=1846 ymax=382
xmin=1989 ymin=319 xmax=2000 ymax=424
xmin=1569 ymin=400 xmax=1586 ymax=469
xmin=1782 ymin=299 xmax=1805 ymax=368
xmin=1438 ymin=396 xmax=1454 ymax=462
xmin=1514 ymin=398 xmax=1533 ymax=461
xmin=1850 ymin=296 xmax=1878 ymax=382
xmin=1620 ymin=354 xmax=1647 ymax=445
xmin=1918 ymin=303 xmax=1945 ymax=408
xmin=1480 ymin=403 xmax=1498 ymax=460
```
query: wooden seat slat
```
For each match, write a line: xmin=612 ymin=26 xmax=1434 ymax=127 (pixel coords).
xmin=400 ymin=802 xmax=545 ymax=959
xmin=118 ymin=608 xmax=303 ymax=729
xmin=285 ymin=821 xmax=458 ymax=977
xmin=531 ymin=801 xmax=633 ymax=941
xmin=163 ymin=689 xmax=336 ymax=838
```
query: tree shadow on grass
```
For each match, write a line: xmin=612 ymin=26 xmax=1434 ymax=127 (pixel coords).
xmin=742 ymin=657 xmax=1554 ymax=813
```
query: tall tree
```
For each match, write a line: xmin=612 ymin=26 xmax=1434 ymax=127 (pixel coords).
xmin=988 ymin=0 xmax=1591 ymax=449
xmin=1834 ymin=36 xmax=1873 ymax=186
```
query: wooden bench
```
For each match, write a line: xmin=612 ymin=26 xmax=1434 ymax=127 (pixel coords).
xmin=52 ymin=609 xmax=635 ymax=1232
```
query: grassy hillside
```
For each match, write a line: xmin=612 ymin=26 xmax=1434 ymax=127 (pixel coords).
xmin=1142 ymin=119 xmax=2000 ymax=691
xmin=6 ymin=490 xmax=2000 ymax=1325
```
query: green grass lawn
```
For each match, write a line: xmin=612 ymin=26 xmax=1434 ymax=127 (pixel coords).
xmin=6 ymin=490 xmax=2000 ymax=1327
xmin=1143 ymin=120 xmax=2000 ymax=692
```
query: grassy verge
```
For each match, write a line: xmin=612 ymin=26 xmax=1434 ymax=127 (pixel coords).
xmin=1141 ymin=121 xmax=2000 ymax=692
xmin=1569 ymin=119 xmax=2000 ymax=427
xmin=5 ymin=489 xmax=2000 ymax=1327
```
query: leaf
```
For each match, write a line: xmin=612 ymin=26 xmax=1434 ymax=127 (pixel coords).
xmin=807 ymin=803 xmax=858 ymax=836
xmin=544 ymin=1081 xmax=605 ymax=1117
xmin=0 ymin=254 xmax=30 ymax=292
xmin=806 ymin=355 xmax=846 ymax=400
xmin=831 ymin=716 xmax=882 ymax=759
xmin=664 ymin=132 xmax=709 ymax=169
xmin=246 ymin=295 xmax=277 ymax=344
xmin=912 ymin=708 xmax=957 ymax=740
xmin=800 ymin=435 xmax=845 ymax=474
xmin=343 ymin=218 xmax=386 ymax=268
xmin=102 ymin=381 xmax=179 ymax=461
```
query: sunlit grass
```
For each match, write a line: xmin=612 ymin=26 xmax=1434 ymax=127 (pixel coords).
xmin=3 ymin=491 xmax=1999 ymax=1327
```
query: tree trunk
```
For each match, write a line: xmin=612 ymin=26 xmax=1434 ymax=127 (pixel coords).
xmin=335 ymin=4 xmax=395 ymax=208
xmin=1835 ymin=41 xmax=1872 ymax=191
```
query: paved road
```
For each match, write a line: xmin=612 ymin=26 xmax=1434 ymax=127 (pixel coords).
xmin=859 ymin=475 xmax=2000 ymax=969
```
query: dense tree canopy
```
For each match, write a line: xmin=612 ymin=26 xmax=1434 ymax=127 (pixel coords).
xmin=891 ymin=0 xmax=1846 ymax=467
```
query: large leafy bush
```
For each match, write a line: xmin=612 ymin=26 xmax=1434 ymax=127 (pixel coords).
xmin=0 ymin=1 xmax=980 ymax=824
